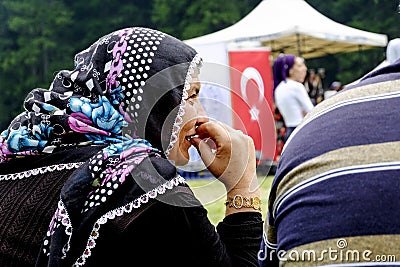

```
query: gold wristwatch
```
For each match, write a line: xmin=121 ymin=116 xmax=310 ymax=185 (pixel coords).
xmin=225 ymin=194 xmax=262 ymax=211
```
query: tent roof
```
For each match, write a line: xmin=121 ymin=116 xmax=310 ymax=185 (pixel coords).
xmin=185 ymin=0 xmax=388 ymax=59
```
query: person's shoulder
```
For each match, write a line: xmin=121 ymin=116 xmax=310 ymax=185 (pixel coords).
xmin=285 ymin=79 xmax=304 ymax=89
xmin=293 ymin=80 xmax=306 ymax=89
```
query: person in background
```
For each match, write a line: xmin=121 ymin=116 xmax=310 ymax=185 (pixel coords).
xmin=324 ymin=80 xmax=343 ymax=99
xmin=0 ymin=27 xmax=263 ymax=267
xmin=272 ymin=54 xmax=314 ymax=142
xmin=304 ymin=69 xmax=324 ymax=105
xmin=259 ymin=55 xmax=400 ymax=265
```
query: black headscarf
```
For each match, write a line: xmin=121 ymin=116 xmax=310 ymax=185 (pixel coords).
xmin=0 ymin=27 xmax=202 ymax=266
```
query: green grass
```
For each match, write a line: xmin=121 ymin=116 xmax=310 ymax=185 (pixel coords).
xmin=186 ymin=175 xmax=274 ymax=225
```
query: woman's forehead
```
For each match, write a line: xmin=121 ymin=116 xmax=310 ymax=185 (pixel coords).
xmin=295 ymin=57 xmax=304 ymax=64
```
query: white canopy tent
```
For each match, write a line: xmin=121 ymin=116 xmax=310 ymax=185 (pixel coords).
xmin=182 ymin=0 xmax=388 ymax=170
xmin=185 ymin=0 xmax=388 ymax=60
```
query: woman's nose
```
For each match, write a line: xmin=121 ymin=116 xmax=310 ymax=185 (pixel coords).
xmin=195 ymin=100 xmax=209 ymax=125
xmin=195 ymin=116 xmax=209 ymax=127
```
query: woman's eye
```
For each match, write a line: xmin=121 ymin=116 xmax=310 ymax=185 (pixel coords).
xmin=186 ymin=90 xmax=199 ymax=102
xmin=186 ymin=86 xmax=200 ymax=103
xmin=188 ymin=93 xmax=198 ymax=99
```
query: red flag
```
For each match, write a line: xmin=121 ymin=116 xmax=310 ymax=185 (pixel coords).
xmin=228 ymin=49 xmax=276 ymax=163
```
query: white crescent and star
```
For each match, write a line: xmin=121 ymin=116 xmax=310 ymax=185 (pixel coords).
xmin=240 ymin=67 xmax=264 ymax=121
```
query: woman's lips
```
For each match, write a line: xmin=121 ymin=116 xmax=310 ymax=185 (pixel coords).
xmin=185 ymin=134 xmax=198 ymax=142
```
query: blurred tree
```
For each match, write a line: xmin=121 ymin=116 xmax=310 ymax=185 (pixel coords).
xmin=0 ymin=0 xmax=73 ymax=130
xmin=151 ymin=0 xmax=260 ymax=39
xmin=307 ymin=0 xmax=400 ymax=86
xmin=64 ymin=0 xmax=154 ymax=53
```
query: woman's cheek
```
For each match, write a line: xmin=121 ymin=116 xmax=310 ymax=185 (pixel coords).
xmin=183 ymin=103 xmax=197 ymax=120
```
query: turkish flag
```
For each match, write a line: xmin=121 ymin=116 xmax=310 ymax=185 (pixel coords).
xmin=228 ymin=49 xmax=276 ymax=163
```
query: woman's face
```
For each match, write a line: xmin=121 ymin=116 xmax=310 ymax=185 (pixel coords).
xmin=289 ymin=57 xmax=308 ymax=83
xmin=167 ymin=76 xmax=208 ymax=166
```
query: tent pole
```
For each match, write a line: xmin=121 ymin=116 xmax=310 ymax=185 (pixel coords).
xmin=358 ymin=44 xmax=365 ymax=73
xmin=296 ymin=33 xmax=302 ymax=57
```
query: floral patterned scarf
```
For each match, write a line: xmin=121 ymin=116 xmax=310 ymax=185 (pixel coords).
xmin=0 ymin=27 xmax=201 ymax=162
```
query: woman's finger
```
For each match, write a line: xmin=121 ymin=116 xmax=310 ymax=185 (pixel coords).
xmin=190 ymin=137 xmax=216 ymax=168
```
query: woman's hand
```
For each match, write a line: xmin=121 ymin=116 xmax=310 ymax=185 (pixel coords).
xmin=190 ymin=121 xmax=258 ymax=193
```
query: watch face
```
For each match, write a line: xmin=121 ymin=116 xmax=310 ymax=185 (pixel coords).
xmin=226 ymin=195 xmax=262 ymax=210
xmin=253 ymin=197 xmax=261 ymax=210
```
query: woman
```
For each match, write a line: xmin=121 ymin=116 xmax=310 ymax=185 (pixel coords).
xmin=0 ymin=27 xmax=262 ymax=266
xmin=273 ymin=54 xmax=314 ymax=143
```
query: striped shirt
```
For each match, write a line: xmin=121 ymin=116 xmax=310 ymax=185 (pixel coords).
xmin=259 ymin=61 xmax=400 ymax=266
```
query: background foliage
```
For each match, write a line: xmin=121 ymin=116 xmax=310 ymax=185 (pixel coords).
xmin=0 ymin=0 xmax=399 ymax=130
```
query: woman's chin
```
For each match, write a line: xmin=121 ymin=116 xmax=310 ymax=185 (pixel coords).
xmin=175 ymin=154 xmax=190 ymax=166
xmin=173 ymin=147 xmax=190 ymax=166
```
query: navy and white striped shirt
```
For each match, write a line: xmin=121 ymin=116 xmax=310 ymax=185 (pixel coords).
xmin=259 ymin=60 xmax=400 ymax=266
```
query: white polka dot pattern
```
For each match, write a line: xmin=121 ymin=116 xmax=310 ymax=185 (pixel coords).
xmin=119 ymin=28 xmax=165 ymax=121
